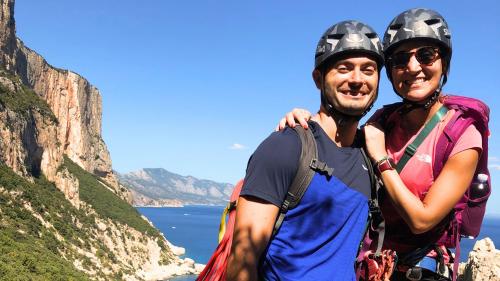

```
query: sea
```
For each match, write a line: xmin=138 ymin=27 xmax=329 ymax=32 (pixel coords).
xmin=137 ymin=206 xmax=500 ymax=281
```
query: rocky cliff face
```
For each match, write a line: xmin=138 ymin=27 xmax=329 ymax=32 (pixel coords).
xmin=0 ymin=0 xmax=198 ymax=279
xmin=119 ymin=168 xmax=234 ymax=206
xmin=0 ymin=0 xmax=125 ymax=200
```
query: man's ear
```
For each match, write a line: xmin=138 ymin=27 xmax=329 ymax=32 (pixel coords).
xmin=312 ymin=69 xmax=322 ymax=89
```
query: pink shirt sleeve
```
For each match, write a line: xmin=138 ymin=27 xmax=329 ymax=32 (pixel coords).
xmin=449 ymin=124 xmax=482 ymax=157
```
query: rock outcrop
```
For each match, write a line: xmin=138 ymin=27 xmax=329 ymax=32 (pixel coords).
xmin=0 ymin=73 xmax=61 ymax=180
xmin=0 ymin=0 xmax=200 ymax=279
xmin=0 ymin=0 xmax=127 ymax=202
xmin=458 ymin=238 xmax=500 ymax=281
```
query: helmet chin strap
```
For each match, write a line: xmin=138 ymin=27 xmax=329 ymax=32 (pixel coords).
xmin=399 ymin=75 xmax=445 ymax=115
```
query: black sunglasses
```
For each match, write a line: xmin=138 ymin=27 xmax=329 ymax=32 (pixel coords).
xmin=388 ymin=46 xmax=440 ymax=69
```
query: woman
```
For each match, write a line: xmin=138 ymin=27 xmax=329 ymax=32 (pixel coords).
xmin=278 ymin=8 xmax=485 ymax=280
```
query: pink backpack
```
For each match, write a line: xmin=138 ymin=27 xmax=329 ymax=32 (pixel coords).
xmin=370 ymin=95 xmax=491 ymax=280
xmin=434 ymin=96 xmax=491 ymax=280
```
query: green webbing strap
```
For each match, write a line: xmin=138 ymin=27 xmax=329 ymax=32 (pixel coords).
xmin=396 ymin=106 xmax=449 ymax=173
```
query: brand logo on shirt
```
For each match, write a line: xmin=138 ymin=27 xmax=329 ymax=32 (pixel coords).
xmin=362 ymin=164 xmax=368 ymax=171
xmin=416 ymin=153 xmax=432 ymax=163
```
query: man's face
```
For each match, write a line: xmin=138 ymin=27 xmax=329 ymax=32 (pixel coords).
xmin=316 ymin=55 xmax=379 ymax=116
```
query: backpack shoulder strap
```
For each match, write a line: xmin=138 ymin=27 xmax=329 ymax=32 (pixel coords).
xmin=286 ymin=126 xmax=320 ymax=208
xmin=396 ymin=106 xmax=448 ymax=173
xmin=359 ymin=146 xmax=386 ymax=256
xmin=272 ymin=126 xmax=320 ymax=236
xmin=433 ymin=111 xmax=472 ymax=178
xmin=433 ymin=95 xmax=490 ymax=177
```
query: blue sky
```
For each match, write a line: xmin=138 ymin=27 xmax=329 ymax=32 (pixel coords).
xmin=14 ymin=0 xmax=500 ymax=215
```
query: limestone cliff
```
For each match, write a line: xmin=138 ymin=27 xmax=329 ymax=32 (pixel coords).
xmin=0 ymin=0 xmax=127 ymax=201
xmin=0 ymin=0 xmax=200 ymax=279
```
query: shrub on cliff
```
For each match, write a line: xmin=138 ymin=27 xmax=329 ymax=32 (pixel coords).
xmin=0 ymin=164 xmax=89 ymax=280
xmin=62 ymin=156 xmax=166 ymax=246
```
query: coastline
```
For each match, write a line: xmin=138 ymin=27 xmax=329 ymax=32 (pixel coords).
xmin=135 ymin=203 xmax=227 ymax=208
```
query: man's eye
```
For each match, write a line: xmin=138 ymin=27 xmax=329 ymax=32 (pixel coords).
xmin=362 ymin=67 xmax=375 ymax=74
xmin=337 ymin=66 xmax=349 ymax=73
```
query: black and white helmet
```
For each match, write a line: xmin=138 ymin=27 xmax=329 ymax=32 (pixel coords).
xmin=383 ymin=8 xmax=452 ymax=111
xmin=383 ymin=8 xmax=452 ymax=82
xmin=315 ymin=20 xmax=384 ymax=70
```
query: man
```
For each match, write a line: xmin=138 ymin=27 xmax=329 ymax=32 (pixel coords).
xmin=226 ymin=20 xmax=384 ymax=281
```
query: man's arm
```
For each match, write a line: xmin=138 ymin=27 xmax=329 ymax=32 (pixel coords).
xmin=226 ymin=195 xmax=279 ymax=281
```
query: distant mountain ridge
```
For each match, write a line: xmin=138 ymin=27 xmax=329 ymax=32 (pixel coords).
xmin=119 ymin=168 xmax=234 ymax=206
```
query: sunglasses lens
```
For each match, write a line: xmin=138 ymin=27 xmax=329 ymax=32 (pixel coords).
xmin=390 ymin=47 xmax=439 ymax=69
xmin=391 ymin=52 xmax=412 ymax=69
xmin=416 ymin=47 xmax=438 ymax=65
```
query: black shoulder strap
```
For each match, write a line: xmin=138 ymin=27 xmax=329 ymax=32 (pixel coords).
xmin=359 ymin=147 xmax=385 ymax=256
xmin=272 ymin=126 xmax=326 ymax=237
xmin=286 ymin=126 xmax=319 ymax=209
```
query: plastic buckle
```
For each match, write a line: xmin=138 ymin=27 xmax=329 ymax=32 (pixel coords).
xmin=309 ymin=158 xmax=319 ymax=169
xmin=405 ymin=144 xmax=417 ymax=156
xmin=309 ymin=159 xmax=333 ymax=177
xmin=280 ymin=199 xmax=290 ymax=213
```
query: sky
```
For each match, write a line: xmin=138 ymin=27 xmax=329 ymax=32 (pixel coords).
xmin=13 ymin=0 xmax=500 ymax=215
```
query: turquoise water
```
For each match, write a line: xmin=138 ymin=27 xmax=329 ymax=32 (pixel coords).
xmin=137 ymin=206 xmax=500 ymax=280
xmin=138 ymin=206 xmax=224 ymax=263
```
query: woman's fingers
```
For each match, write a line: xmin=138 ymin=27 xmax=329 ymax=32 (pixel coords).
xmin=292 ymin=108 xmax=311 ymax=129
xmin=286 ymin=112 xmax=297 ymax=128
xmin=276 ymin=118 xmax=287 ymax=131
xmin=276 ymin=108 xmax=312 ymax=131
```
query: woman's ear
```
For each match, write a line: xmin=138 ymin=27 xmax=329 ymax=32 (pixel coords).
xmin=312 ymin=69 xmax=322 ymax=89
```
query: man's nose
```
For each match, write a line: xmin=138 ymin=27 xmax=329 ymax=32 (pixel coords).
xmin=348 ymin=69 xmax=363 ymax=86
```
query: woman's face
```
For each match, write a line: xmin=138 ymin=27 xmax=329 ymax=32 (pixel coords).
xmin=389 ymin=41 xmax=444 ymax=102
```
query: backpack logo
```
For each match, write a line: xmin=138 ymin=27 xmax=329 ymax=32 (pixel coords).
xmin=416 ymin=153 xmax=432 ymax=163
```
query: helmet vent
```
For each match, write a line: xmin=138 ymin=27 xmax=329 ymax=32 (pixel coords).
xmin=327 ymin=34 xmax=344 ymax=40
xmin=389 ymin=24 xmax=402 ymax=30
xmin=424 ymin=18 xmax=441 ymax=26
xmin=365 ymin=32 xmax=377 ymax=39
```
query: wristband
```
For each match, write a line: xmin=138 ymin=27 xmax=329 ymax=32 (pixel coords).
xmin=375 ymin=156 xmax=396 ymax=174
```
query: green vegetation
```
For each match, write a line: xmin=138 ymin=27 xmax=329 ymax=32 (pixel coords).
xmin=0 ymin=66 xmax=173 ymax=278
xmin=0 ymin=69 xmax=57 ymax=123
xmin=0 ymin=164 xmax=88 ymax=280
xmin=61 ymin=156 xmax=166 ymax=244
xmin=0 ymin=228 xmax=88 ymax=281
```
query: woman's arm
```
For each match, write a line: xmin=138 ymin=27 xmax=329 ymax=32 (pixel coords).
xmin=364 ymin=123 xmax=480 ymax=234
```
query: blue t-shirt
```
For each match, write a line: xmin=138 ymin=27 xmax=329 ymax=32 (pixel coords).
xmin=241 ymin=121 xmax=371 ymax=281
